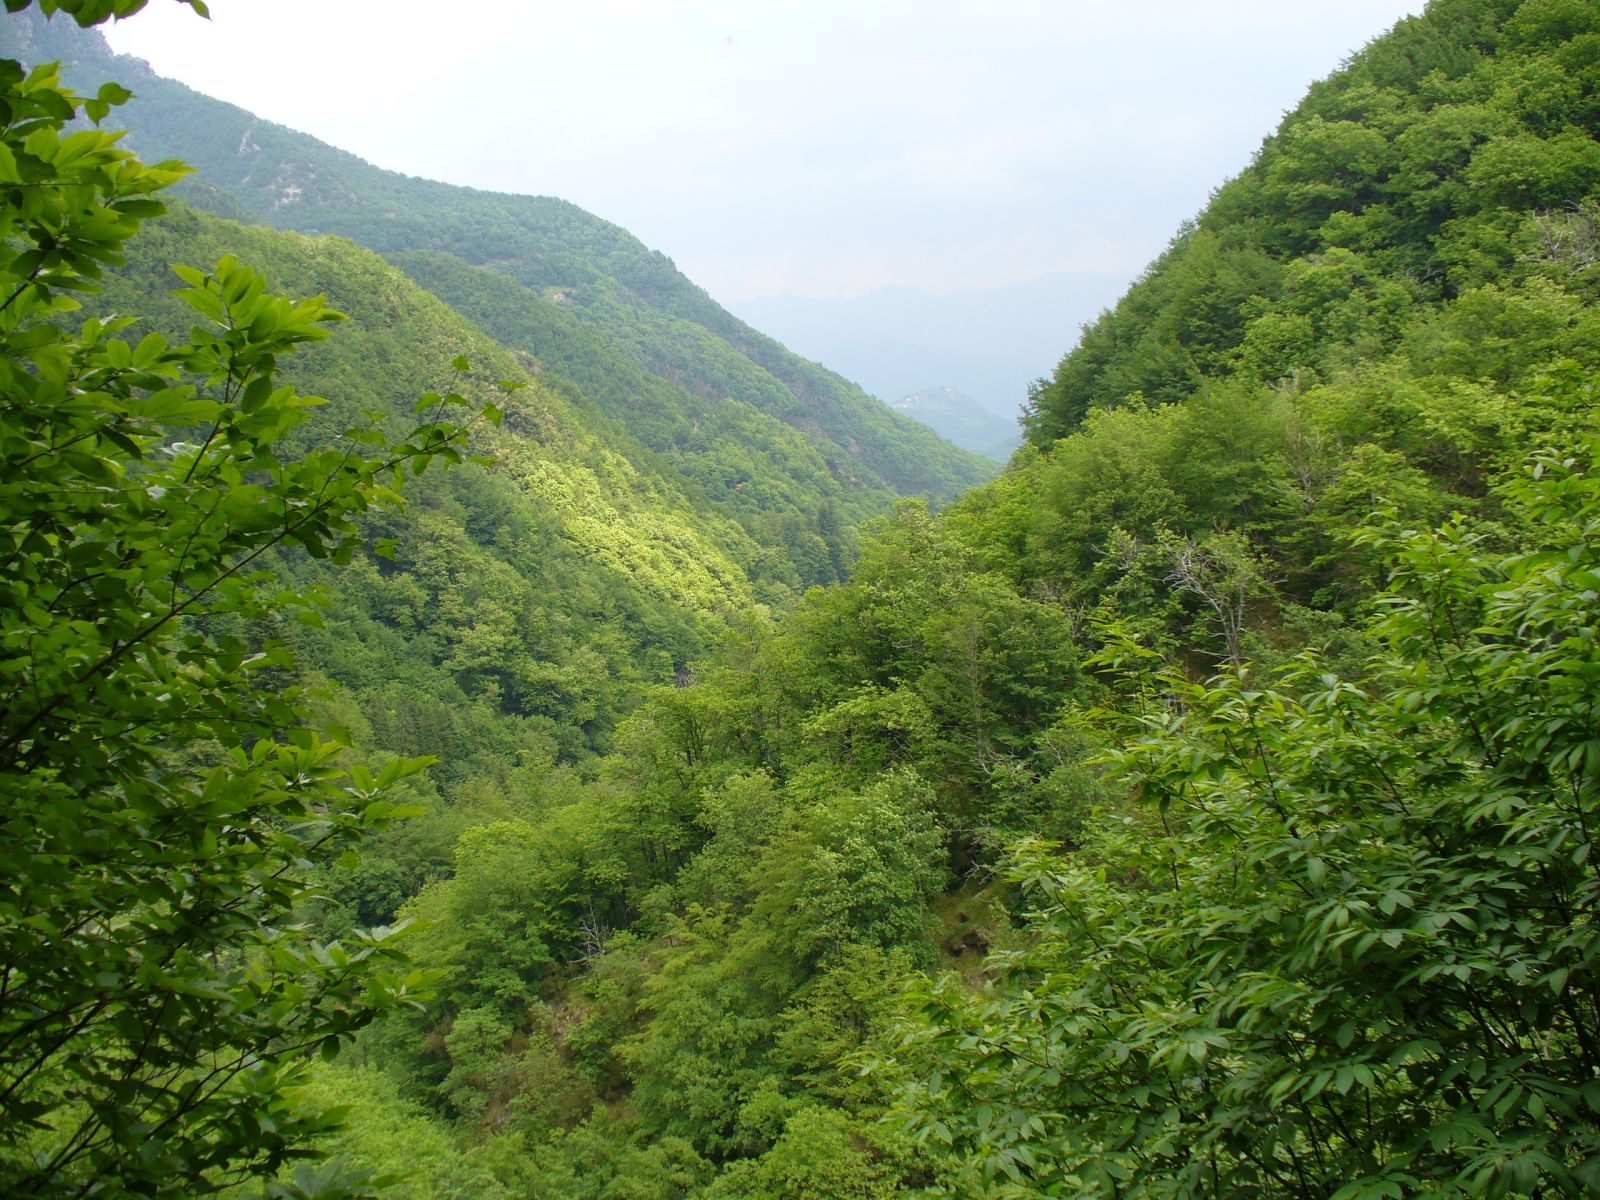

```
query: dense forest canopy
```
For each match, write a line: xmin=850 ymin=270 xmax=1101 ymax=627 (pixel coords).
xmin=2 ymin=0 xmax=1599 ymax=1197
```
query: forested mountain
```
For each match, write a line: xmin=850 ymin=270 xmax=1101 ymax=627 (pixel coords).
xmin=5 ymin=1 xmax=1600 ymax=1199
xmin=3 ymin=12 xmax=995 ymax=514
xmin=0 ymin=7 xmax=994 ymax=775
xmin=1025 ymin=0 xmax=1600 ymax=443
xmin=93 ymin=203 xmax=775 ymax=766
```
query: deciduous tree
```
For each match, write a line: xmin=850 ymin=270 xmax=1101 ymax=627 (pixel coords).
xmin=0 ymin=6 xmax=486 ymax=1194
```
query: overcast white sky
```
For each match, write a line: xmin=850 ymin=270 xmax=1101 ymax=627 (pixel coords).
xmin=103 ymin=0 xmax=1426 ymax=303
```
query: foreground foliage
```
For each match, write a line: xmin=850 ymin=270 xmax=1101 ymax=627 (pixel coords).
xmin=0 ymin=8 xmax=471 ymax=1195
xmin=904 ymin=440 xmax=1600 ymax=1196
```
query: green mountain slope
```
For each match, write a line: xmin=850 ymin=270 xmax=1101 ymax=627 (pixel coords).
xmin=14 ymin=1 xmax=1600 ymax=1198
xmin=93 ymin=201 xmax=770 ymax=768
xmin=389 ymin=247 xmax=875 ymax=577
xmin=277 ymin=1 xmax=1596 ymax=1195
xmin=3 ymin=13 xmax=993 ymax=509
xmin=1025 ymin=0 xmax=1600 ymax=444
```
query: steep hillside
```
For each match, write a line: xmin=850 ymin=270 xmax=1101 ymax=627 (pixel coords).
xmin=92 ymin=201 xmax=775 ymax=769
xmin=1025 ymin=0 xmax=1600 ymax=443
xmin=269 ymin=1 xmax=1597 ymax=1195
xmin=2 ymin=12 xmax=994 ymax=507
xmin=389 ymin=247 xmax=876 ymax=573
xmin=12 ymin=2 xmax=1600 ymax=1199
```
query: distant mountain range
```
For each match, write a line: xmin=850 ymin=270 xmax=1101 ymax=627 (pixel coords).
xmin=728 ymin=270 xmax=1134 ymax=423
xmin=892 ymin=387 xmax=1021 ymax=462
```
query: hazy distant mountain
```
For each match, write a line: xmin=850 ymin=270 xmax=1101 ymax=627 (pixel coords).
xmin=728 ymin=271 xmax=1134 ymax=421
xmin=892 ymin=387 xmax=1021 ymax=462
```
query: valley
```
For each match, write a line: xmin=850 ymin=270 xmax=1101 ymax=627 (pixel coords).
xmin=2 ymin=1 xmax=1599 ymax=1197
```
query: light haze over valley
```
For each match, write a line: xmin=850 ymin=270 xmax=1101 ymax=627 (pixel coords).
xmin=103 ymin=0 xmax=1426 ymax=440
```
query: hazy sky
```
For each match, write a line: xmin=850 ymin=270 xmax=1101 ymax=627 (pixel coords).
xmin=103 ymin=0 xmax=1426 ymax=303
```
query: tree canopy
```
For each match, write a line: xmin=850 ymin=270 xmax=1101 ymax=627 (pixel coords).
xmin=5 ymin=0 xmax=1600 ymax=1196
xmin=0 ymin=10 xmax=476 ymax=1194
